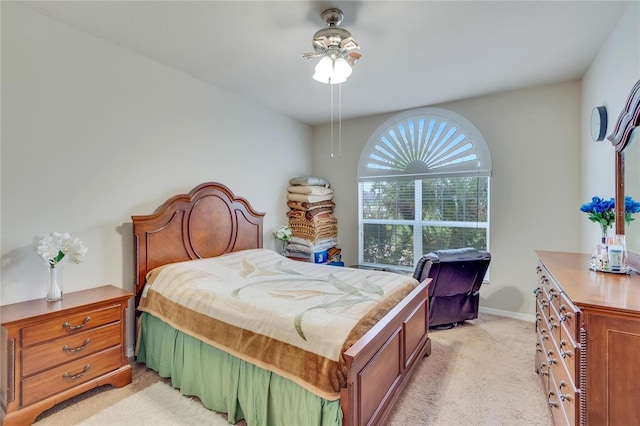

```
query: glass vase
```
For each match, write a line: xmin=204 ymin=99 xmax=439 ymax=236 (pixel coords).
xmin=47 ymin=265 xmax=63 ymax=302
xmin=280 ymin=240 xmax=287 ymax=257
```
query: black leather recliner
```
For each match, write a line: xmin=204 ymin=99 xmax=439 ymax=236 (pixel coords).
xmin=413 ymin=247 xmax=491 ymax=328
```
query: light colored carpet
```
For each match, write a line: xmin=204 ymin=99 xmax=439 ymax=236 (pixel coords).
xmin=79 ymin=382 xmax=228 ymax=426
xmin=388 ymin=314 xmax=552 ymax=425
xmin=35 ymin=314 xmax=552 ymax=425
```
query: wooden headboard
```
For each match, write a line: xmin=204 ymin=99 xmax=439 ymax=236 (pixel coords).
xmin=131 ymin=182 xmax=265 ymax=305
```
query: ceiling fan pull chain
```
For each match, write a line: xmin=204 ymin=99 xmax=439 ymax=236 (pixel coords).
xmin=330 ymin=84 xmax=335 ymax=157
xmin=339 ymin=83 xmax=343 ymax=157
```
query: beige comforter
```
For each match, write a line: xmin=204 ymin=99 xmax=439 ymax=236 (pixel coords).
xmin=138 ymin=249 xmax=418 ymax=400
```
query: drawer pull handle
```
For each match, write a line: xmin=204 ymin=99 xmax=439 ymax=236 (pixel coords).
xmin=560 ymin=312 xmax=572 ymax=322
xmin=548 ymin=392 xmax=558 ymax=408
xmin=538 ymin=362 xmax=549 ymax=376
xmin=560 ymin=341 xmax=573 ymax=359
xmin=63 ymin=364 xmax=91 ymax=380
xmin=63 ymin=317 xmax=91 ymax=331
xmin=63 ymin=338 xmax=91 ymax=353
xmin=559 ymin=381 xmax=572 ymax=402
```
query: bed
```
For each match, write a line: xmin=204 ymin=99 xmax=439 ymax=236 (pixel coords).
xmin=132 ymin=182 xmax=431 ymax=426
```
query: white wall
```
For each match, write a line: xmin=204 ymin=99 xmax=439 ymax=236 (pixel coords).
xmin=311 ymin=81 xmax=582 ymax=316
xmin=311 ymin=1 xmax=640 ymax=318
xmin=2 ymin=1 xmax=637 ymax=322
xmin=0 ymin=3 xmax=312 ymax=307
xmin=581 ymin=1 xmax=640 ymax=252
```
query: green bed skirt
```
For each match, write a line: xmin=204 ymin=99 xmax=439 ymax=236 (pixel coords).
xmin=136 ymin=312 xmax=342 ymax=426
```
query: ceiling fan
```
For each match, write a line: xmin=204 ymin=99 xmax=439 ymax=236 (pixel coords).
xmin=303 ymin=8 xmax=361 ymax=84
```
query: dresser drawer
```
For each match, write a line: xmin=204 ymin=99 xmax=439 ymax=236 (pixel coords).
xmin=536 ymin=266 xmax=552 ymax=299
xmin=536 ymin=264 xmax=563 ymax=316
xmin=21 ymin=322 xmax=121 ymax=377
xmin=21 ymin=305 xmax=121 ymax=347
xmin=535 ymin=334 xmax=550 ymax=393
xmin=558 ymin=292 xmax=580 ymax=344
xmin=550 ymin=357 xmax=579 ymax=426
xmin=536 ymin=299 xmax=549 ymax=334
xmin=21 ymin=345 xmax=123 ymax=406
xmin=542 ymin=332 xmax=560 ymax=375
xmin=548 ymin=369 xmax=570 ymax=426
xmin=558 ymin=331 xmax=579 ymax=385
xmin=546 ymin=281 xmax=562 ymax=315
xmin=547 ymin=307 xmax=562 ymax=344
xmin=535 ymin=286 xmax=550 ymax=318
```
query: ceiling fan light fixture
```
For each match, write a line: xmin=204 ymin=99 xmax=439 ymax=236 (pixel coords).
xmin=303 ymin=8 xmax=361 ymax=85
xmin=313 ymin=56 xmax=333 ymax=84
xmin=303 ymin=8 xmax=361 ymax=157
xmin=313 ymin=54 xmax=351 ymax=85
xmin=334 ymin=57 xmax=352 ymax=80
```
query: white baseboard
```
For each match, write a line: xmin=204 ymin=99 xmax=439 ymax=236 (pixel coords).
xmin=479 ymin=306 xmax=535 ymax=323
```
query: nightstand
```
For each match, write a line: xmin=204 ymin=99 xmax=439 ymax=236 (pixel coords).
xmin=1 ymin=285 xmax=133 ymax=425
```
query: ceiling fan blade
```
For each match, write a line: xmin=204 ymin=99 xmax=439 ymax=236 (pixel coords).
xmin=312 ymin=36 xmax=332 ymax=52
xmin=302 ymin=51 xmax=321 ymax=59
xmin=340 ymin=36 xmax=359 ymax=51
xmin=345 ymin=52 xmax=361 ymax=67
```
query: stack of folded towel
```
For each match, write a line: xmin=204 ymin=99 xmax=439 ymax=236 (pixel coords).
xmin=285 ymin=176 xmax=342 ymax=264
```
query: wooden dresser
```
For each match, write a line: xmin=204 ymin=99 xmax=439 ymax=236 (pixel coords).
xmin=535 ymin=251 xmax=640 ymax=425
xmin=1 ymin=285 xmax=132 ymax=425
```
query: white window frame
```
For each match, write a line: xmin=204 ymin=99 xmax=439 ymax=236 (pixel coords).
xmin=357 ymin=107 xmax=492 ymax=271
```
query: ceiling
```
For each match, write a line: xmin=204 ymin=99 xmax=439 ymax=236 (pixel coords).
xmin=19 ymin=1 xmax=630 ymax=126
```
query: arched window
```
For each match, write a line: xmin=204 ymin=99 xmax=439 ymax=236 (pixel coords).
xmin=357 ymin=107 xmax=492 ymax=270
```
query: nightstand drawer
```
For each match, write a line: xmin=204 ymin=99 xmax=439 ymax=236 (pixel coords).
xmin=21 ymin=304 xmax=121 ymax=347
xmin=21 ymin=345 xmax=123 ymax=406
xmin=21 ymin=322 xmax=121 ymax=377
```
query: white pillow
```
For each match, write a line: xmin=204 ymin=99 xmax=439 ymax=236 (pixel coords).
xmin=289 ymin=176 xmax=330 ymax=186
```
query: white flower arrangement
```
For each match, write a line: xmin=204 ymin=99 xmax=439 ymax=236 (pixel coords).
xmin=274 ymin=225 xmax=292 ymax=241
xmin=33 ymin=232 xmax=88 ymax=267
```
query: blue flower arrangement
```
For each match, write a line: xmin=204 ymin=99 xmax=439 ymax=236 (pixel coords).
xmin=580 ymin=196 xmax=615 ymax=236
xmin=580 ymin=195 xmax=640 ymax=236
xmin=624 ymin=196 xmax=640 ymax=224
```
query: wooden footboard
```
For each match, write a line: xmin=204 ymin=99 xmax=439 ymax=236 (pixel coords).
xmin=340 ymin=279 xmax=431 ymax=426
